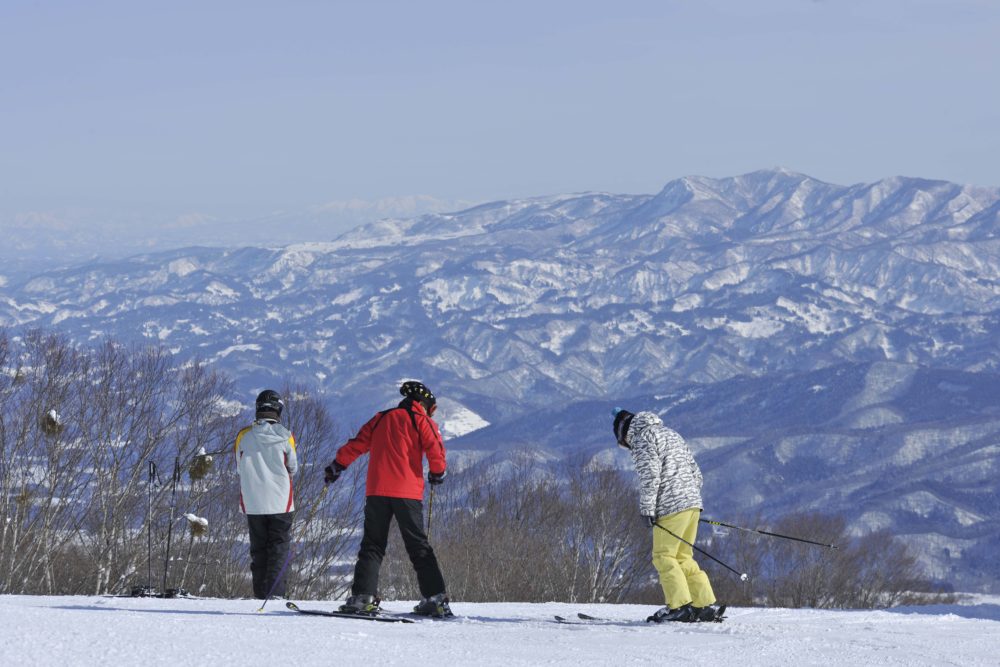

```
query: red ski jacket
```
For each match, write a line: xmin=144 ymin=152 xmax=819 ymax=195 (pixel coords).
xmin=334 ymin=399 xmax=446 ymax=500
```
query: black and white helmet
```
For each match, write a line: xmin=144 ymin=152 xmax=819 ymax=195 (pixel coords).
xmin=255 ymin=389 xmax=284 ymax=419
xmin=400 ymin=381 xmax=436 ymax=414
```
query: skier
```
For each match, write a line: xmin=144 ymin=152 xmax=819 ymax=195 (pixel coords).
xmin=613 ymin=407 xmax=723 ymax=623
xmin=324 ymin=381 xmax=451 ymax=617
xmin=235 ymin=390 xmax=298 ymax=600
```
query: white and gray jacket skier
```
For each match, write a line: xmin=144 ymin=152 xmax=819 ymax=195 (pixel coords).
xmin=613 ymin=408 xmax=721 ymax=623
xmin=235 ymin=390 xmax=298 ymax=599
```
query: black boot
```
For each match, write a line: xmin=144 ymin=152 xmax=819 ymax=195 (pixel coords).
xmin=412 ymin=593 xmax=453 ymax=618
xmin=692 ymin=604 xmax=726 ymax=622
xmin=647 ymin=603 xmax=697 ymax=623
xmin=339 ymin=593 xmax=381 ymax=615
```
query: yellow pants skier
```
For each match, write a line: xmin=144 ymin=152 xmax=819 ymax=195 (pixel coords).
xmin=652 ymin=508 xmax=716 ymax=609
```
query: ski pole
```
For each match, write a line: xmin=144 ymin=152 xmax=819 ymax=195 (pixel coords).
xmin=147 ymin=461 xmax=157 ymax=594
xmin=653 ymin=521 xmax=749 ymax=581
xmin=701 ymin=518 xmax=839 ymax=549
xmin=257 ymin=485 xmax=329 ymax=612
xmin=426 ymin=485 xmax=435 ymax=541
xmin=162 ymin=456 xmax=181 ymax=594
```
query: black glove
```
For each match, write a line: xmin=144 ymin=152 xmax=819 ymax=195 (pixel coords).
xmin=642 ymin=515 xmax=656 ymax=527
xmin=324 ymin=461 xmax=346 ymax=485
xmin=427 ymin=470 xmax=447 ymax=485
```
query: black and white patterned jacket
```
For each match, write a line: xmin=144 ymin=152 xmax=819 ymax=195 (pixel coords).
xmin=626 ymin=411 xmax=703 ymax=518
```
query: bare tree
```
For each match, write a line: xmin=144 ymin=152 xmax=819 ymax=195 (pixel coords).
xmin=0 ymin=328 xmax=946 ymax=607
xmin=375 ymin=452 xmax=650 ymax=604
xmin=561 ymin=459 xmax=650 ymax=603
xmin=705 ymin=512 xmax=945 ymax=609
xmin=0 ymin=329 xmax=357 ymax=598
xmin=0 ymin=331 xmax=91 ymax=594
xmin=276 ymin=383 xmax=364 ymax=601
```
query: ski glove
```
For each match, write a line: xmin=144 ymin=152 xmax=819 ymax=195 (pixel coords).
xmin=427 ymin=470 xmax=447 ymax=485
xmin=324 ymin=461 xmax=346 ymax=485
xmin=642 ymin=515 xmax=657 ymax=528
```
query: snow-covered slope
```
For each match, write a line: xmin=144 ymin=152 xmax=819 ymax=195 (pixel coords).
xmin=3 ymin=169 xmax=1000 ymax=590
xmin=1 ymin=595 xmax=997 ymax=667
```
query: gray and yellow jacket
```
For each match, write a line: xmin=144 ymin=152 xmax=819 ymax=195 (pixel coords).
xmin=626 ymin=411 xmax=703 ymax=518
xmin=235 ymin=419 xmax=298 ymax=515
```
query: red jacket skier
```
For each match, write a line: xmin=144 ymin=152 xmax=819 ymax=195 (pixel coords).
xmin=333 ymin=387 xmax=446 ymax=500
xmin=324 ymin=380 xmax=452 ymax=618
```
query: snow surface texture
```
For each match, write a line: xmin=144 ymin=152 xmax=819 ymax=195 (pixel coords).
xmin=1 ymin=595 xmax=998 ymax=666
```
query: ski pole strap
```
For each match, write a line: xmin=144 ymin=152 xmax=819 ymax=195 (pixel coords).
xmin=701 ymin=518 xmax=839 ymax=549
xmin=653 ymin=521 xmax=749 ymax=581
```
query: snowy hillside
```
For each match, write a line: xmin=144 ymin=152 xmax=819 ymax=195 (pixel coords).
xmin=2 ymin=169 xmax=1000 ymax=590
xmin=1 ymin=594 xmax=998 ymax=666
xmin=5 ymin=170 xmax=998 ymax=418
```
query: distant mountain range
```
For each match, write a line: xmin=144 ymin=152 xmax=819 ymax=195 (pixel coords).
xmin=0 ymin=194 xmax=473 ymax=274
xmin=2 ymin=168 xmax=999 ymax=591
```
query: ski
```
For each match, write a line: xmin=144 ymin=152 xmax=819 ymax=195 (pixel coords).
xmin=103 ymin=588 xmax=200 ymax=599
xmin=554 ymin=615 xmax=587 ymax=625
xmin=285 ymin=601 xmax=415 ymax=623
xmin=557 ymin=606 xmax=727 ymax=625
xmin=394 ymin=611 xmax=457 ymax=621
xmin=553 ymin=614 xmax=631 ymax=626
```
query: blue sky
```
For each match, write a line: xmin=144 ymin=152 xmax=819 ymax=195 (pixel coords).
xmin=1 ymin=0 xmax=998 ymax=230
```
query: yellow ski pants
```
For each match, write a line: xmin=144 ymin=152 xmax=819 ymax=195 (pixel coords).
xmin=652 ymin=508 xmax=716 ymax=609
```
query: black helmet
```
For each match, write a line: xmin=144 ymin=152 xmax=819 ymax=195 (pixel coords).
xmin=612 ymin=407 xmax=634 ymax=449
xmin=400 ymin=381 xmax=436 ymax=414
xmin=255 ymin=389 xmax=284 ymax=419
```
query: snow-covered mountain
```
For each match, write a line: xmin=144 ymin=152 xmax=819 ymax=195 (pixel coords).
xmin=2 ymin=169 xmax=999 ymax=590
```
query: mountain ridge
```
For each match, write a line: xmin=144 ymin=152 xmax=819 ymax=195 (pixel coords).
xmin=2 ymin=168 xmax=999 ymax=590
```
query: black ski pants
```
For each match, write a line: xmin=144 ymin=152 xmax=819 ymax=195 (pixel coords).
xmin=351 ymin=496 xmax=445 ymax=598
xmin=247 ymin=511 xmax=294 ymax=599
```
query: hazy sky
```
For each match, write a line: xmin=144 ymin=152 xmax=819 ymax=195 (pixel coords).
xmin=2 ymin=0 xmax=998 ymax=229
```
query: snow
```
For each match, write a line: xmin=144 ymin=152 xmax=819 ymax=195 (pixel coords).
xmin=1 ymin=595 xmax=998 ymax=666
xmin=725 ymin=317 xmax=784 ymax=339
xmin=671 ymin=293 xmax=702 ymax=312
xmin=440 ymin=405 xmax=490 ymax=439
xmin=167 ymin=259 xmax=198 ymax=277
xmin=332 ymin=287 xmax=365 ymax=305
xmin=775 ymin=296 xmax=843 ymax=334
xmin=541 ymin=320 xmax=575 ymax=354
xmin=214 ymin=344 xmax=262 ymax=359
xmin=205 ymin=281 xmax=239 ymax=300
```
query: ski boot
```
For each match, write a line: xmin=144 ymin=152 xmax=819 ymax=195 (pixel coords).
xmin=647 ymin=603 xmax=697 ymax=623
xmin=693 ymin=604 xmax=726 ymax=622
xmin=339 ymin=593 xmax=381 ymax=615
xmin=412 ymin=593 xmax=453 ymax=618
